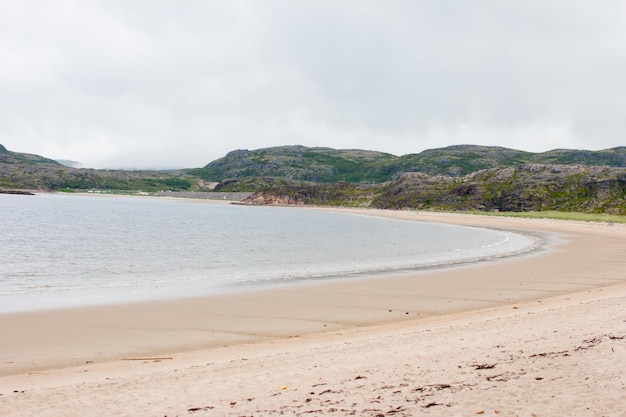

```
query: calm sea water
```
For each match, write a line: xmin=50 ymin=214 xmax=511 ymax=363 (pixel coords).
xmin=0 ymin=193 xmax=537 ymax=313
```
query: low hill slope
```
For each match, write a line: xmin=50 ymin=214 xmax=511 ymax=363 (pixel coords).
xmin=0 ymin=144 xmax=197 ymax=191
xmin=191 ymin=145 xmax=397 ymax=183
xmin=395 ymin=145 xmax=534 ymax=176
xmin=243 ymin=164 xmax=626 ymax=214
xmin=372 ymin=164 xmax=626 ymax=214
xmin=197 ymin=145 xmax=626 ymax=185
xmin=0 ymin=144 xmax=62 ymax=166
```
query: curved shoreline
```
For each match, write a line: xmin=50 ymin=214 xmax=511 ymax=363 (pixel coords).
xmin=229 ymin=224 xmax=544 ymax=294
xmin=0 ymin=195 xmax=532 ymax=314
xmin=1 ymin=210 xmax=625 ymax=415
xmin=0 ymin=200 xmax=539 ymax=315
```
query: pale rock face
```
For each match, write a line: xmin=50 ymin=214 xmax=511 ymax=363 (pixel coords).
xmin=243 ymin=193 xmax=304 ymax=206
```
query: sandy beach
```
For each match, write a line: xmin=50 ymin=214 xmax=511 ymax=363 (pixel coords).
xmin=1 ymin=210 xmax=625 ymax=416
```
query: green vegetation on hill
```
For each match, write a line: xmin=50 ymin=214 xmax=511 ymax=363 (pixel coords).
xmin=2 ymin=143 xmax=625 ymax=215
xmin=533 ymin=147 xmax=626 ymax=166
xmin=396 ymin=145 xmax=533 ymax=176
xmin=194 ymin=144 xmax=626 ymax=186
xmin=213 ymin=177 xmax=302 ymax=192
xmin=0 ymin=144 xmax=197 ymax=191
xmin=0 ymin=144 xmax=62 ymax=166
xmin=244 ymin=164 xmax=626 ymax=215
xmin=0 ymin=164 xmax=196 ymax=192
xmin=370 ymin=164 xmax=626 ymax=214
xmin=189 ymin=145 xmax=398 ymax=185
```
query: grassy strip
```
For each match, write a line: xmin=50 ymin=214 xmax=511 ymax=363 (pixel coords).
xmin=461 ymin=210 xmax=626 ymax=224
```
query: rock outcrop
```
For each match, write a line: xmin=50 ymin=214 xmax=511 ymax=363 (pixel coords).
xmin=243 ymin=165 xmax=626 ymax=214
xmin=0 ymin=189 xmax=35 ymax=195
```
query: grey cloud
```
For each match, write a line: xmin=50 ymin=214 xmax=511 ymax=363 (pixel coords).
xmin=0 ymin=1 xmax=624 ymax=168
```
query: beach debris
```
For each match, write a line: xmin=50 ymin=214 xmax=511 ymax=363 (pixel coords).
xmin=529 ymin=350 xmax=570 ymax=358
xmin=431 ymin=383 xmax=452 ymax=391
xmin=473 ymin=363 xmax=496 ymax=370
xmin=187 ymin=406 xmax=214 ymax=413
xmin=354 ymin=375 xmax=367 ymax=380
xmin=362 ymin=408 xmax=384 ymax=414
xmin=485 ymin=372 xmax=516 ymax=382
xmin=526 ymin=333 xmax=625 ymax=361
xmin=280 ymin=385 xmax=288 ymax=390
xmin=121 ymin=357 xmax=173 ymax=361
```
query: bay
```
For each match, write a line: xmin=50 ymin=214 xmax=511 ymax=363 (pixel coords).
xmin=0 ymin=193 xmax=537 ymax=313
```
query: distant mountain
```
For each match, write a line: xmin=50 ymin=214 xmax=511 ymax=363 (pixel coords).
xmin=55 ymin=159 xmax=85 ymax=168
xmin=194 ymin=145 xmax=626 ymax=187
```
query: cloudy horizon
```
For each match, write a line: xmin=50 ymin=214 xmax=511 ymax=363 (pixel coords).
xmin=1 ymin=1 xmax=625 ymax=169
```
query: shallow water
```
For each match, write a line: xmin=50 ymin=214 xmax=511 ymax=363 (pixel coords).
xmin=0 ymin=193 xmax=536 ymax=313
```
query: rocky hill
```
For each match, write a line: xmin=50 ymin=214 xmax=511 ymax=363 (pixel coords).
xmin=242 ymin=165 xmax=626 ymax=215
xmin=195 ymin=145 xmax=626 ymax=186
xmin=190 ymin=145 xmax=398 ymax=184
xmin=372 ymin=164 xmax=626 ymax=214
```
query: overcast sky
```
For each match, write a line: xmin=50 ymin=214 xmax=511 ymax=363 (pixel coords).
xmin=1 ymin=1 xmax=625 ymax=169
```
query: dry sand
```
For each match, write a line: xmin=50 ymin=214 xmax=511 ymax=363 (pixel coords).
xmin=0 ymin=210 xmax=625 ymax=416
